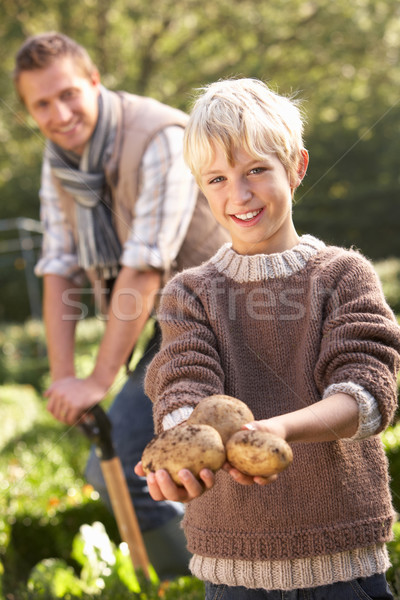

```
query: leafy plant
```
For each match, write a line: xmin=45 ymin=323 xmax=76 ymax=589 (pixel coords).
xmin=375 ymin=258 xmax=400 ymax=314
xmin=387 ymin=522 xmax=400 ymax=598
xmin=14 ymin=521 xmax=205 ymax=599
xmin=382 ymin=422 xmax=400 ymax=513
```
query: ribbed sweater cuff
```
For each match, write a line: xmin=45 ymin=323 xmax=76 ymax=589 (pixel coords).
xmin=189 ymin=544 xmax=390 ymax=591
xmin=162 ymin=406 xmax=194 ymax=430
xmin=323 ymin=382 xmax=381 ymax=440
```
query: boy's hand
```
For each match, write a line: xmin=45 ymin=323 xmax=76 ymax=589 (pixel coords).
xmin=222 ymin=461 xmax=278 ymax=486
xmin=219 ymin=420 xmax=284 ymax=485
xmin=242 ymin=392 xmax=359 ymax=444
xmin=134 ymin=461 xmax=215 ymax=502
xmin=243 ymin=419 xmax=287 ymax=441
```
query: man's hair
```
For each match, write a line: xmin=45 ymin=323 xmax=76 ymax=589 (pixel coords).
xmin=183 ymin=78 xmax=306 ymax=187
xmin=14 ymin=32 xmax=97 ymax=98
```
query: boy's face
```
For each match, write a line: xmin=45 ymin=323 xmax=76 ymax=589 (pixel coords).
xmin=199 ymin=145 xmax=304 ymax=255
xmin=18 ymin=56 xmax=100 ymax=156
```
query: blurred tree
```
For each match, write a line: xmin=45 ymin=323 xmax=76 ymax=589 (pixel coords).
xmin=0 ymin=0 xmax=399 ymax=319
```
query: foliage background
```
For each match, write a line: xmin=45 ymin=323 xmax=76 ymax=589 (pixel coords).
xmin=1 ymin=0 xmax=400 ymax=596
xmin=0 ymin=0 xmax=400 ymax=320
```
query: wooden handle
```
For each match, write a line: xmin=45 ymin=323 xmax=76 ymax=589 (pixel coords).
xmin=100 ymin=456 xmax=151 ymax=578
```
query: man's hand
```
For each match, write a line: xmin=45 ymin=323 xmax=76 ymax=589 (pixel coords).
xmin=43 ymin=267 xmax=161 ymax=427
xmin=134 ymin=461 xmax=215 ymax=503
xmin=45 ymin=375 xmax=108 ymax=425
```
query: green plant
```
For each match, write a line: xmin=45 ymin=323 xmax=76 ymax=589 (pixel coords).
xmin=382 ymin=422 xmax=400 ymax=514
xmin=27 ymin=521 xmax=145 ymax=596
xmin=382 ymin=422 xmax=400 ymax=597
xmin=375 ymin=258 xmax=400 ymax=314
xmin=387 ymin=522 xmax=400 ymax=598
xmin=4 ymin=521 xmax=205 ymax=599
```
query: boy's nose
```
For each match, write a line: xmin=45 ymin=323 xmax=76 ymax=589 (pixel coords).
xmin=230 ymin=179 xmax=252 ymax=205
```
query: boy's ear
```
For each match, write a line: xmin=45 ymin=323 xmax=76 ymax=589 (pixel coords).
xmin=291 ymin=149 xmax=309 ymax=189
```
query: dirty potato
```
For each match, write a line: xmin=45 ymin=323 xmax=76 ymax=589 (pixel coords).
xmin=141 ymin=423 xmax=226 ymax=485
xmin=187 ymin=394 xmax=254 ymax=444
xmin=226 ymin=429 xmax=293 ymax=477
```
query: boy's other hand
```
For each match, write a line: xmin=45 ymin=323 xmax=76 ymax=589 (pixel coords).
xmin=243 ymin=419 xmax=287 ymax=440
xmin=134 ymin=461 xmax=215 ymax=502
xmin=223 ymin=461 xmax=278 ymax=486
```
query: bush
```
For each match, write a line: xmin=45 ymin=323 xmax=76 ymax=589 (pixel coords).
xmin=375 ymin=258 xmax=400 ymax=314
xmin=382 ymin=423 xmax=400 ymax=515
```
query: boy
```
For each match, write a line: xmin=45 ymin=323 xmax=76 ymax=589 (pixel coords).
xmin=135 ymin=78 xmax=400 ymax=598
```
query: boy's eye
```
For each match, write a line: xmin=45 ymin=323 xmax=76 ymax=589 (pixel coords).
xmin=209 ymin=176 xmax=225 ymax=184
xmin=249 ymin=167 xmax=266 ymax=175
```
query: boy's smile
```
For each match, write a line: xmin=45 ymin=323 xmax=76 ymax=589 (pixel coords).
xmin=200 ymin=145 xmax=306 ymax=256
xmin=231 ymin=208 xmax=264 ymax=224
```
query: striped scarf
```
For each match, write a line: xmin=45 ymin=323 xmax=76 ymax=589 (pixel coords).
xmin=47 ymin=86 xmax=122 ymax=279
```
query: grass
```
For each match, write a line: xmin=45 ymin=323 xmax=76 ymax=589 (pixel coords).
xmin=0 ymin=316 xmax=400 ymax=598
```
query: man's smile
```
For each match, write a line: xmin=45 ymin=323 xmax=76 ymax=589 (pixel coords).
xmin=56 ymin=121 xmax=79 ymax=134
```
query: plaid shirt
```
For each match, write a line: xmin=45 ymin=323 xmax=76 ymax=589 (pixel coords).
xmin=35 ymin=125 xmax=197 ymax=283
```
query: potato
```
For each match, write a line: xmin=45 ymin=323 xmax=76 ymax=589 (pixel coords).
xmin=187 ymin=394 xmax=254 ymax=444
xmin=141 ymin=423 xmax=226 ymax=485
xmin=226 ymin=429 xmax=293 ymax=477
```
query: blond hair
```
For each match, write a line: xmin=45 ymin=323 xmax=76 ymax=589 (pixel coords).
xmin=183 ymin=78 xmax=306 ymax=187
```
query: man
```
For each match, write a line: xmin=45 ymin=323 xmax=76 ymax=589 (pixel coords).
xmin=13 ymin=32 xmax=229 ymax=579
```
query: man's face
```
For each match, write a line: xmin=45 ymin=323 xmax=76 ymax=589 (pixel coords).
xmin=18 ymin=56 xmax=100 ymax=155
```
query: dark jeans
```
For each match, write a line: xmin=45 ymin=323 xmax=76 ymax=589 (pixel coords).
xmin=204 ymin=573 xmax=393 ymax=600
xmin=85 ymin=326 xmax=184 ymax=532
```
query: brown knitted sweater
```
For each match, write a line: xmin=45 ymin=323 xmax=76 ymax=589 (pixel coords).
xmin=145 ymin=235 xmax=400 ymax=590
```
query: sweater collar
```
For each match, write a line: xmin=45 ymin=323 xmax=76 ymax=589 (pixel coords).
xmin=210 ymin=235 xmax=326 ymax=282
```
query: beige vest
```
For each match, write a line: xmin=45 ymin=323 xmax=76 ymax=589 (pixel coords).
xmin=52 ymin=91 xmax=229 ymax=285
